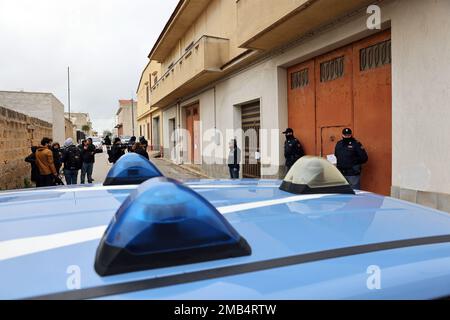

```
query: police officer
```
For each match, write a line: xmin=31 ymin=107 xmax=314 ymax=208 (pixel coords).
xmin=283 ymin=128 xmax=305 ymax=172
xmin=335 ymin=128 xmax=368 ymax=190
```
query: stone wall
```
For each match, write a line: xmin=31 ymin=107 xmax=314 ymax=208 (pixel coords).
xmin=0 ymin=106 xmax=52 ymax=190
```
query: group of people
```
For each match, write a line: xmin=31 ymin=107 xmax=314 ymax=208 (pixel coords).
xmin=25 ymin=135 xmax=151 ymax=188
xmin=227 ymin=127 xmax=369 ymax=190
xmin=282 ymin=127 xmax=368 ymax=190
xmin=108 ymin=136 xmax=149 ymax=164
xmin=25 ymin=137 xmax=102 ymax=187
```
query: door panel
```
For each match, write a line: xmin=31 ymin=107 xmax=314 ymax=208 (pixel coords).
xmin=315 ymin=45 xmax=353 ymax=156
xmin=287 ymin=60 xmax=316 ymax=155
xmin=193 ymin=107 xmax=201 ymax=164
xmin=287 ymin=31 xmax=392 ymax=195
xmin=185 ymin=108 xmax=193 ymax=163
xmin=321 ymin=126 xmax=348 ymax=160
xmin=353 ymin=30 xmax=392 ymax=195
xmin=242 ymin=102 xmax=261 ymax=178
xmin=185 ymin=103 xmax=200 ymax=164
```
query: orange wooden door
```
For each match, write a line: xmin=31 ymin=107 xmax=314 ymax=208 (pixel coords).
xmin=185 ymin=103 xmax=200 ymax=164
xmin=185 ymin=107 xmax=193 ymax=163
xmin=321 ymin=126 xmax=348 ymax=159
xmin=353 ymin=31 xmax=392 ymax=195
xmin=192 ymin=106 xmax=201 ymax=164
xmin=287 ymin=59 xmax=316 ymax=155
xmin=315 ymin=45 xmax=354 ymax=156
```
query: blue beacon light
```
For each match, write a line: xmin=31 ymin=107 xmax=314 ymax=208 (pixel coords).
xmin=95 ymin=177 xmax=252 ymax=276
xmin=103 ymin=153 xmax=163 ymax=186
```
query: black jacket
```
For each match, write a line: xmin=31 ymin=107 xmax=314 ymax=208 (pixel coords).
xmin=25 ymin=151 xmax=39 ymax=183
xmin=61 ymin=145 xmax=82 ymax=170
xmin=284 ymin=137 xmax=305 ymax=168
xmin=110 ymin=144 xmax=125 ymax=163
xmin=52 ymin=149 xmax=62 ymax=173
xmin=335 ymin=138 xmax=369 ymax=176
xmin=103 ymin=136 xmax=112 ymax=146
xmin=139 ymin=137 xmax=148 ymax=150
xmin=80 ymin=144 xmax=98 ymax=164
xmin=134 ymin=148 xmax=149 ymax=160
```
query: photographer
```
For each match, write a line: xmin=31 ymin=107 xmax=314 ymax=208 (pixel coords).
xmin=79 ymin=138 xmax=102 ymax=184
xmin=109 ymin=137 xmax=126 ymax=164
xmin=61 ymin=138 xmax=82 ymax=185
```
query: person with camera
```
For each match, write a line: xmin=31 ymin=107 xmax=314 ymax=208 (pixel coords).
xmin=79 ymin=138 xmax=101 ymax=184
xmin=109 ymin=137 xmax=126 ymax=164
xmin=61 ymin=138 xmax=82 ymax=185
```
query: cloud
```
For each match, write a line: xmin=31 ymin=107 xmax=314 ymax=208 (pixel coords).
xmin=0 ymin=0 xmax=179 ymax=132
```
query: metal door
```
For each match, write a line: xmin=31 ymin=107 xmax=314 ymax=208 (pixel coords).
xmin=287 ymin=59 xmax=316 ymax=155
xmin=321 ymin=126 xmax=348 ymax=159
xmin=241 ymin=102 xmax=261 ymax=178
xmin=353 ymin=30 xmax=392 ymax=195
xmin=315 ymin=45 xmax=354 ymax=156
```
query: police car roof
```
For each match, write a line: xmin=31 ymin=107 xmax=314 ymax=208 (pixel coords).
xmin=2 ymin=180 xmax=450 ymax=299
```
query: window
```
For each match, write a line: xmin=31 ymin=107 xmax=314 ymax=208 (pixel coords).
xmin=360 ymin=39 xmax=391 ymax=71
xmin=320 ymin=56 xmax=344 ymax=82
xmin=291 ymin=69 xmax=309 ymax=89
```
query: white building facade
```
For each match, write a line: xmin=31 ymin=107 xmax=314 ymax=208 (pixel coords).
xmin=140 ymin=0 xmax=450 ymax=211
xmin=0 ymin=91 xmax=65 ymax=143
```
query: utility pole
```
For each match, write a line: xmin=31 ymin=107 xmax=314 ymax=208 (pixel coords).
xmin=67 ymin=67 xmax=71 ymax=119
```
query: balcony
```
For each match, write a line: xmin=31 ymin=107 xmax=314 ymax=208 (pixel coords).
xmin=237 ymin=0 xmax=374 ymax=51
xmin=150 ymin=35 xmax=230 ymax=108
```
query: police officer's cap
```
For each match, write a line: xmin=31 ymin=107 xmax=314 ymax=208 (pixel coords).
xmin=342 ymin=128 xmax=353 ymax=135
xmin=282 ymin=128 xmax=294 ymax=135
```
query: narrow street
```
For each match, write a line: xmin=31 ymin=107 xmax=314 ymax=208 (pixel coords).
xmin=91 ymin=149 xmax=204 ymax=184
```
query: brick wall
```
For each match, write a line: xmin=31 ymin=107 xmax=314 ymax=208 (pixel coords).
xmin=0 ymin=106 xmax=52 ymax=190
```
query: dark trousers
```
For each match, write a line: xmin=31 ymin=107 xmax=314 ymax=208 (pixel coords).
xmin=64 ymin=169 xmax=79 ymax=185
xmin=345 ymin=175 xmax=361 ymax=190
xmin=81 ymin=163 xmax=94 ymax=184
xmin=229 ymin=166 xmax=240 ymax=179
xmin=38 ymin=174 xmax=56 ymax=188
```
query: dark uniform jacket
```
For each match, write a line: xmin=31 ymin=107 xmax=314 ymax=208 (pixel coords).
xmin=335 ymin=138 xmax=369 ymax=176
xmin=284 ymin=137 xmax=305 ymax=168
xmin=110 ymin=144 xmax=125 ymax=164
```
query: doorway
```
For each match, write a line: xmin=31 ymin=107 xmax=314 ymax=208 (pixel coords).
xmin=287 ymin=30 xmax=392 ymax=195
xmin=185 ymin=103 xmax=200 ymax=164
xmin=241 ymin=101 xmax=261 ymax=178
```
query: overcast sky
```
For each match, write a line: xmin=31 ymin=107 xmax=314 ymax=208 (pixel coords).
xmin=0 ymin=0 xmax=179 ymax=133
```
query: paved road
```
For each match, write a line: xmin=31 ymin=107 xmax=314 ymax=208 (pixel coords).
xmin=90 ymin=149 xmax=204 ymax=184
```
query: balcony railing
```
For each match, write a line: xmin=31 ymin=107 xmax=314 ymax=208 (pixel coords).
xmin=150 ymin=35 xmax=230 ymax=108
